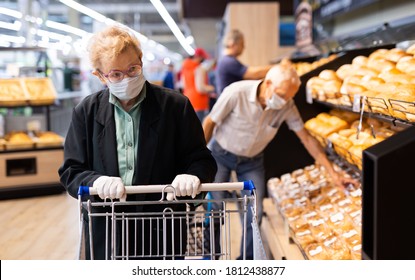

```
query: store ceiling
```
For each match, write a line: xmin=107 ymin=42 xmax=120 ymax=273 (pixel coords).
xmin=1 ymin=0 xmax=293 ymax=57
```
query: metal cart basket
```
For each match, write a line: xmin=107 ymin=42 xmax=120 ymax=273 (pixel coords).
xmin=77 ymin=181 xmax=267 ymax=260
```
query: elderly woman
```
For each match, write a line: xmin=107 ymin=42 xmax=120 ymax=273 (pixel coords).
xmin=59 ymin=25 xmax=217 ymax=259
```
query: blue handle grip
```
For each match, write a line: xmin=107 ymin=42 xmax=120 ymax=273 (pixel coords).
xmin=78 ymin=186 xmax=90 ymax=196
xmin=243 ymin=180 xmax=255 ymax=191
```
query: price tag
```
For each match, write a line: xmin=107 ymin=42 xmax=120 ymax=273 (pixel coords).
xmin=352 ymin=94 xmax=361 ymax=112
xmin=306 ymin=86 xmax=313 ymax=104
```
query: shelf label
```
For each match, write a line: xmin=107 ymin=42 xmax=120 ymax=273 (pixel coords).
xmin=352 ymin=94 xmax=361 ymax=112
xmin=306 ymin=86 xmax=313 ymax=104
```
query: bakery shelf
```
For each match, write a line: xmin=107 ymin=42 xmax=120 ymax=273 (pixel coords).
xmin=313 ymin=99 xmax=414 ymax=128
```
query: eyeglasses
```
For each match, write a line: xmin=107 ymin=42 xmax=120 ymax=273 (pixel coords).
xmin=99 ymin=64 xmax=142 ymax=84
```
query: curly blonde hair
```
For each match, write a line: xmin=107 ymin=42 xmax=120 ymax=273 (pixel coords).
xmin=88 ymin=25 xmax=143 ymax=70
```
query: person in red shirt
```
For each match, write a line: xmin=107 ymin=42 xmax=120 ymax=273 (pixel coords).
xmin=181 ymin=48 xmax=215 ymax=122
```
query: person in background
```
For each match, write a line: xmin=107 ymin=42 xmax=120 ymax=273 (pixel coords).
xmin=203 ymin=64 xmax=357 ymax=259
xmin=162 ymin=63 xmax=175 ymax=90
xmin=58 ymin=25 xmax=217 ymax=260
xmin=181 ymin=48 xmax=215 ymax=122
xmin=207 ymin=59 xmax=218 ymax=110
xmin=216 ymin=29 xmax=276 ymax=96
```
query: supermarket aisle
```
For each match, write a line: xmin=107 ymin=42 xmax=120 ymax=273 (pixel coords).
xmin=0 ymin=192 xmax=243 ymax=260
xmin=0 ymin=193 xmax=78 ymax=260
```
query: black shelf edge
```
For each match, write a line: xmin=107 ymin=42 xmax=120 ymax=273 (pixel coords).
xmin=0 ymin=183 xmax=65 ymax=200
xmin=0 ymin=146 xmax=63 ymax=154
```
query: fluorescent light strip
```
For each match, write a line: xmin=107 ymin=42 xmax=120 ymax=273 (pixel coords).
xmin=150 ymin=0 xmax=194 ymax=55
xmin=0 ymin=20 xmax=21 ymax=31
xmin=45 ymin=20 xmax=88 ymax=37
xmin=59 ymin=0 xmax=106 ymax=22
xmin=0 ymin=7 xmax=22 ymax=19
xmin=0 ymin=34 xmax=26 ymax=44
xmin=37 ymin=29 xmax=72 ymax=42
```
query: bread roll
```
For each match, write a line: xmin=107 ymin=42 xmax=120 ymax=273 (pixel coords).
xmin=340 ymin=82 xmax=366 ymax=95
xmin=295 ymin=229 xmax=315 ymax=247
xmin=384 ymin=48 xmax=409 ymax=62
xmin=305 ymin=243 xmax=330 ymax=260
xmin=319 ymin=69 xmax=341 ymax=81
xmin=396 ymin=56 xmax=415 ymax=76
xmin=378 ymin=68 xmax=414 ymax=84
xmin=352 ymin=55 xmax=368 ymax=67
xmin=367 ymin=58 xmax=396 ymax=72
xmin=355 ymin=66 xmax=379 ymax=77
xmin=368 ymin=49 xmax=389 ymax=61
xmin=306 ymin=76 xmax=326 ymax=99
xmin=360 ymin=75 xmax=385 ymax=90
xmin=328 ymin=133 xmax=353 ymax=150
xmin=322 ymin=80 xmax=342 ymax=98
xmin=323 ymin=236 xmax=352 ymax=260
xmin=338 ymin=128 xmax=357 ymax=137
xmin=406 ymin=43 xmax=415 ymax=55
xmin=336 ymin=64 xmax=355 ymax=80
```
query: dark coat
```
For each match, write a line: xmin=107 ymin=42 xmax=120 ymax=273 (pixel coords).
xmin=58 ymin=82 xmax=217 ymax=259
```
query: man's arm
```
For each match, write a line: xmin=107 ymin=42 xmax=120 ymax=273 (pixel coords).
xmin=195 ymin=66 xmax=215 ymax=93
xmin=295 ymin=128 xmax=357 ymax=188
xmin=202 ymin=115 xmax=216 ymax=143
xmin=243 ymin=64 xmax=274 ymax=80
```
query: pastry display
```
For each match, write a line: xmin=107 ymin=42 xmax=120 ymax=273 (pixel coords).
xmin=267 ymin=162 xmax=362 ymax=260
xmin=0 ymin=138 xmax=5 ymax=151
xmin=293 ymin=54 xmax=338 ymax=76
xmin=305 ymin=111 xmax=395 ymax=169
xmin=0 ymin=79 xmax=28 ymax=106
xmin=306 ymin=45 xmax=415 ymax=122
xmin=23 ymin=78 xmax=57 ymax=105
xmin=4 ymin=131 xmax=34 ymax=150
xmin=34 ymin=131 xmax=64 ymax=148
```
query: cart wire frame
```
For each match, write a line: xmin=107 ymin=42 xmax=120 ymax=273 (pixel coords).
xmin=77 ymin=181 xmax=267 ymax=260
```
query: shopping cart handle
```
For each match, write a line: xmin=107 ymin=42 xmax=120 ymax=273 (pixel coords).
xmin=78 ymin=180 xmax=255 ymax=196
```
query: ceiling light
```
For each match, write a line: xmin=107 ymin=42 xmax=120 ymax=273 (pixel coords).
xmin=0 ymin=20 xmax=22 ymax=31
xmin=150 ymin=0 xmax=194 ymax=55
xmin=0 ymin=7 xmax=22 ymax=19
xmin=45 ymin=20 xmax=88 ymax=37
xmin=59 ymin=0 xmax=106 ymax=22
xmin=0 ymin=34 xmax=26 ymax=44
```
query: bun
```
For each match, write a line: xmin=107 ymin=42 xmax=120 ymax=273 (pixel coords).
xmin=352 ymin=56 xmax=368 ymax=67
xmin=354 ymin=66 xmax=379 ymax=77
xmin=368 ymin=49 xmax=389 ymax=60
xmin=378 ymin=68 xmax=414 ymax=84
xmin=396 ymin=56 xmax=415 ymax=76
xmin=360 ymin=75 xmax=385 ymax=90
xmin=367 ymin=58 xmax=395 ymax=72
xmin=322 ymin=80 xmax=342 ymax=98
xmin=305 ymin=243 xmax=330 ymax=260
xmin=336 ymin=64 xmax=355 ymax=80
xmin=319 ymin=69 xmax=341 ymax=81
xmin=406 ymin=43 xmax=415 ymax=55
xmin=384 ymin=48 xmax=409 ymax=62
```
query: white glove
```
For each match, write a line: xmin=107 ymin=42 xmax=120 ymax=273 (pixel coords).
xmin=93 ymin=176 xmax=126 ymax=201
xmin=167 ymin=174 xmax=201 ymax=201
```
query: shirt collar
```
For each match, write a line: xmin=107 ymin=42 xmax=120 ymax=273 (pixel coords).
xmin=248 ymin=80 xmax=263 ymax=103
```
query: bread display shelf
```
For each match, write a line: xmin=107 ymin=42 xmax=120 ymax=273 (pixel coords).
xmin=313 ymin=99 xmax=414 ymax=128
xmin=266 ymin=162 xmax=363 ymax=260
xmin=0 ymin=77 xmax=57 ymax=106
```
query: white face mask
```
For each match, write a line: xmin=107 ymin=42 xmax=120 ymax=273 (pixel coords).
xmin=107 ymin=75 xmax=146 ymax=101
xmin=266 ymin=93 xmax=287 ymax=110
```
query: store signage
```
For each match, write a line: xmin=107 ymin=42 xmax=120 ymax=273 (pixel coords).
xmin=295 ymin=1 xmax=313 ymax=47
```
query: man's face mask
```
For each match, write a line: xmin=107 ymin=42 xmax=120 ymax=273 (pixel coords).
xmin=266 ymin=92 xmax=287 ymax=110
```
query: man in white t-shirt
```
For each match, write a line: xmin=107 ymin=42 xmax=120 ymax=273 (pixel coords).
xmin=203 ymin=64 xmax=355 ymax=259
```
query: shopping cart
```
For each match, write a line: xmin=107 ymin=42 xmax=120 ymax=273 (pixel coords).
xmin=77 ymin=181 xmax=267 ymax=260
